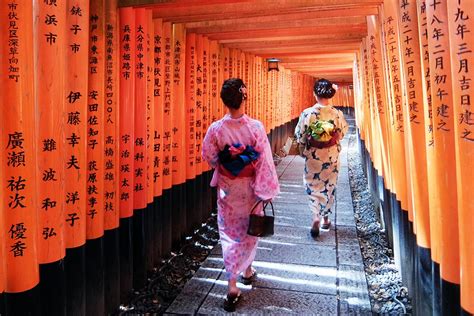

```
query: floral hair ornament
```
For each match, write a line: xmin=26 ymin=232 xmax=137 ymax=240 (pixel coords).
xmin=239 ymin=85 xmax=248 ymax=100
xmin=332 ymin=83 xmax=339 ymax=91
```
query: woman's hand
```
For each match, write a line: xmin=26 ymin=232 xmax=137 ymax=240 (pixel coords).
xmin=298 ymin=143 xmax=306 ymax=157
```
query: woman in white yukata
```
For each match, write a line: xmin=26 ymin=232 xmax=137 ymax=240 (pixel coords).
xmin=202 ymin=78 xmax=280 ymax=312
xmin=295 ymin=78 xmax=348 ymax=238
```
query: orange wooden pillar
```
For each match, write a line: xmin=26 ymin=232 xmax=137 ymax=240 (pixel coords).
xmin=104 ymin=0 xmax=120 ymax=244
xmin=367 ymin=16 xmax=391 ymax=190
xmin=417 ymin=1 xmax=442 ymax=311
xmin=217 ymin=45 xmax=225 ymax=120
xmin=133 ymin=8 xmax=148 ymax=212
xmin=185 ymin=32 xmax=198 ymax=230
xmin=367 ymin=37 xmax=381 ymax=186
xmin=87 ymin=0 xmax=105 ymax=241
xmin=152 ymin=18 xmax=164 ymax=202
xmin=153 ymin=18 xmax=165 ymax=260
xmin=266 ymin=65 xmax=273 ymax=135
xmin=201 ymin=36 xmax=213 ymax=220
xmin=0 ymin=181 xmax=3 ymax=307
xmin=35 ymin=2 xmax=66 ymax=312
xmin=447 ymin=0 xmax=474 ymax=313
xmin=63 ymin=0 xmax=89 ymax=313
xmin=209 ymin=40 xmax=220 ymax=213
xmin=119 ymin=6 xmax=135 ymax=300
xmin=172 ymin=23 xmax=187 ymax=243
xmin=386 ymin=5 xmax=412 ymax=218
xmin=381 ymin=0 xmax=416 ymax=296
xmin=0 ymin=2 xmax=40 ymax=313
xmin=103 ymin=0 xmax=120 ymax=312
xmin=222 ymin=46 xmax=229 ymax=81
xmin=131 ymin=7 xmax=148 ymax=289
xmin=247 ymin=53 xmax=254 ymax=121
xmin=228 ymin=47 xmax=234 ymax=77
xmin=425 ymin=2 xmax=460 ymax=313
xmin=194 ymin=34 xmax=206 ymax=224
xmin=398 ymin=1 xmax=433 ymax=314
xmin=144 ymin=9 xmax=156 ymax=272
xmin=36 ymin=0 xmax=66 ymax=269
xmin=202 ymin=36 xmax=211 ymax=172
xmin=210 ymin=41 xmax=220 ymax=124
xmin=119 ymin=8 xmax=135 ymax=218
xmin=146 ymin=11 xmax=154 ymax=211
xmin=161 ymin=21 xmax=173 ymax=192
xmin=64 ymin=0 xmax=89 ymax=248
xmin=85 ymin=0 xmax=106 ymax=313
xmin=161 ymin=21 xmax=173 ymax=253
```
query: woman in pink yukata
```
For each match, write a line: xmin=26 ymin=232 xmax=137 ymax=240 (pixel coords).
xmin=202 ymin=78 xmax=280 ymax=312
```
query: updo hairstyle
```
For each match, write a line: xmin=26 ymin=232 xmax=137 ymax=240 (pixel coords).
xmin=220 ymin=78 xmax=247 ymax=110
xmin=314 ymin=78 xmax=336 ymax=99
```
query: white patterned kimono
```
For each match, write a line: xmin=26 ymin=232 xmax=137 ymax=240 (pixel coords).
xmin=202 ymin=114 xmax=280 ymax=280
xmin=294 ymin=104 xmax=348 ymax=217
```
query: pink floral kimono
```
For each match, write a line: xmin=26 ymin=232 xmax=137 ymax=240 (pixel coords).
xmin=202 ymin=114 xmax=280 ymax=280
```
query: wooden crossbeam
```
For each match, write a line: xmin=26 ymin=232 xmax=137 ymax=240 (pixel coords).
xmin=219 ymin=33 xmax=365 ymax=44
xmin=187 ymin=16 xmax=366 ymax=34
xmin=206 ymin=25 xmax=367 ymax=41
xmin=259 ymin=49 xmax=359 ymax=58
xmin=183 ymin=6 xmax=377 ymax=28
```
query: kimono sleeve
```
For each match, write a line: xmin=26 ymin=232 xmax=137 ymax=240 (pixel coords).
xmin=201 ymin=123 xmax=220 ymax=168
xmin=294 ymin=111 xmax=307 ymax=144
xmin=252 ymin=121 xmax=280 ymax=200
xmin=337 ymin=110 xmax=349 ymax=138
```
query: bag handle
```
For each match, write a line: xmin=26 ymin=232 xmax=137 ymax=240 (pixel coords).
xmin=250 ymin=200 xmax=275 ymax=217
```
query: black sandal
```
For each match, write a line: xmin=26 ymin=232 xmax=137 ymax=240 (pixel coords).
xmin=310 ymin=227 xmax=320 ymax=238
xmin=223 ymin=292 xmax=241 ymax=312
xmin=241 ymin=270 xmax=257 ymax=285
xmin=321 ymin=221 xmax=331 ymax=230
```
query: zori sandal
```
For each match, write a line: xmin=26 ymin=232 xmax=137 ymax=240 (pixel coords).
xmin=310 ymin=227 xmax=320 ymax=238
xmin=223 ymin=292 xmax=242 ymax=312
xmin=241 ymin=269 xmax=257 ymax=285
xmin=321 ymin=221 xmax=331 ymax=230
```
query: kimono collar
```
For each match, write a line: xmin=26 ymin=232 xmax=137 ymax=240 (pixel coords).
xmin=223 ymin=113 xmax=249 ymax=124
xmin=312 ymin=103 xmax=328 ymax=109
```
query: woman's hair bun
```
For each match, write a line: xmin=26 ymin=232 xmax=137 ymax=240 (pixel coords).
xmin=314 ymin=78 xmax=336 ymax=99
xmin=221 ymin=78 xmax=246 ymax=110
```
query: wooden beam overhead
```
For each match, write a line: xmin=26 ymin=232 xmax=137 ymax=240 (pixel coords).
xmin=183 ymin=6 xmax=378 ymax=28
xmin=280 ymin=56 xmax=355 ymax=64
xmin=276 ymin=53 xmax=357 ymax=62
xmin=206 ymin=24 xmax=367 ymax=41
xmin=219 ymin=33 xmax=365 ymax=44
xmin=141 ymin=0 xmax=383 ymax=15
xmin=244 ymin=43 xmax=360 ymax=54
xmin=187 ymin=16 xmax=366 ymax=34
xmin=224 ymin=40 xmax=360 ymax=53
xmin=282 ymin=62 xmax=354 ymax=68
xmin=259 ymin=49 xmax=358 ymax=58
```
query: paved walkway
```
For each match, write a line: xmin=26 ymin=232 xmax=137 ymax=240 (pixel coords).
xmin=166 ymin=125 xmax=371 ymax=315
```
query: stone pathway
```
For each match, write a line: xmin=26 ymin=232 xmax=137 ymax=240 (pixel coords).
xmin=166 ymin=130 xmax=371 ymax=315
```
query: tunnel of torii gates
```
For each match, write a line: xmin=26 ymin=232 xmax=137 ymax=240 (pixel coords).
xmin=0 ymin=0 xmax=473 ymax=315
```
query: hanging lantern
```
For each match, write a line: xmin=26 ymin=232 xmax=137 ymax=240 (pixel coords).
xmin=267 ymin=58 xmax=280 ymax=72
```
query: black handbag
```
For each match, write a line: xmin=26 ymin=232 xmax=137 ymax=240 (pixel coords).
xmin=247 ymin=201 xmax=275 ymax=237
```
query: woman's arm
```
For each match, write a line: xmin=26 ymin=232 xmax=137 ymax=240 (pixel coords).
xmin=201 ymin=123 xmax=220 ymax=168
xmin=252 ymin=121 xmax=280 ymax=201
xmin=337 ymin=111 xmax=349 ymax=138
xmin=294 ymin=111 xmax=308 ymax=156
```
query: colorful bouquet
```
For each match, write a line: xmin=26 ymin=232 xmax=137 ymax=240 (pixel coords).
xmin=305 ymin=119 xmax=340 ymax=149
